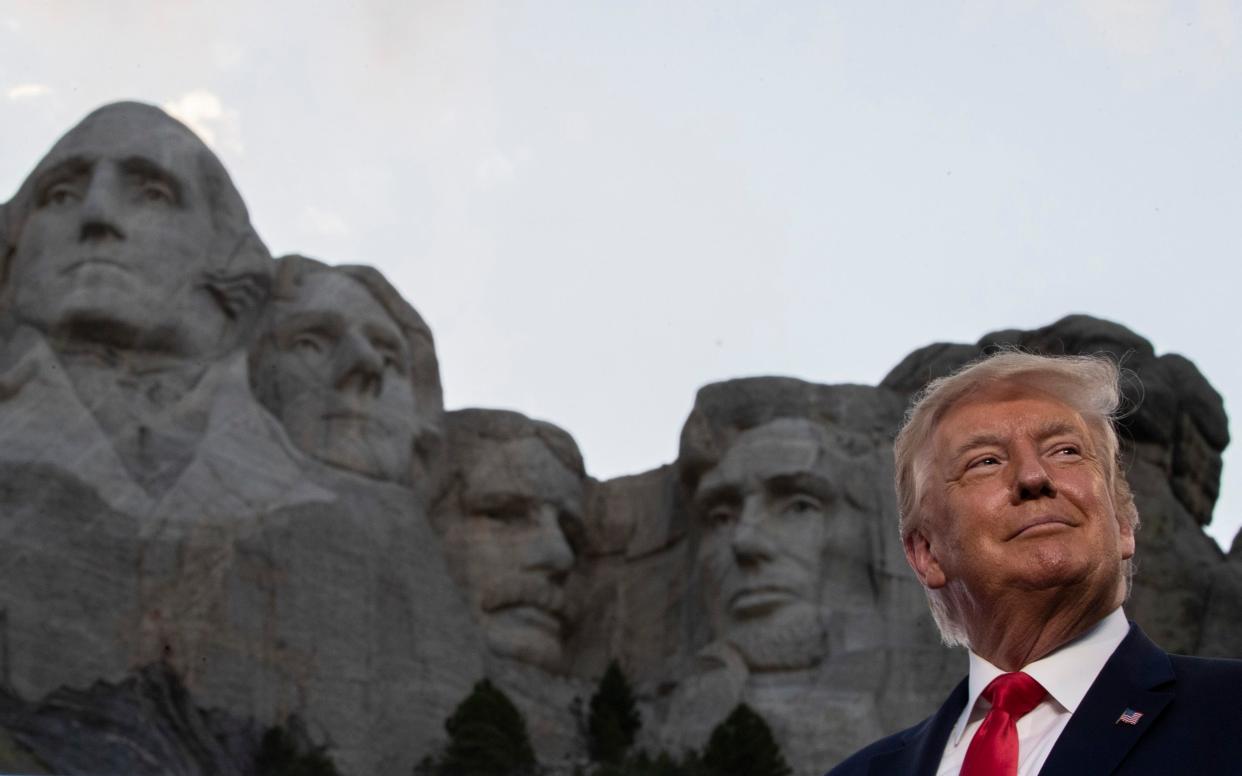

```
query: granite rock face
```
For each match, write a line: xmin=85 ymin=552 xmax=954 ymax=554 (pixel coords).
xmin=0 ymin=104 xmax=1237 ymax=776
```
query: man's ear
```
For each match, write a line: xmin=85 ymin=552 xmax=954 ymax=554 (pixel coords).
xmin=903 ymin=527 xmax=947 ymax=589
xmin=1118 ymin=514 xmax=1136 ymax=561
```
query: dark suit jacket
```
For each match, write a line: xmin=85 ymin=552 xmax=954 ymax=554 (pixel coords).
xmin=825 ymin=623 xmax=1242 ymax=775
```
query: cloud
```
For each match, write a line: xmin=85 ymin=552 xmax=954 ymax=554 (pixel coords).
xmin=475 ymin=147 xmax=532 ymax=191
xmin=162 ymin=89 xmax=244 ymax=155
xmin=299 ymin=205 xmax=351 ymax=239
xmin=6 ymin=83 xmax=50 ymax=100
xmin=1075 ymin=0 xmax=1240 ymax=87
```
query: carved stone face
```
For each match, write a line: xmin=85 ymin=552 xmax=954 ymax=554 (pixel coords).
xmin=441 ymin=437 xmax=582 ymax=670
xmin=693 ymin=418 xmax=836 ymax=670
xmin=8 ymin=107 xmax=223 ymax=357
xmin=253 ymin=270 xmax=419 ymax=482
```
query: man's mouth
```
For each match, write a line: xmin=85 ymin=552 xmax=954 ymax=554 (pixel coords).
xmin=61 ymin=258 xmax=131 ymax=276
xmin=491 ymin=603 xmax=563 ymax=637
xmin=1008 ymin=516 xmax=1076 ymax=540
xmin=729 ymin=585 xmax=799 ymax=616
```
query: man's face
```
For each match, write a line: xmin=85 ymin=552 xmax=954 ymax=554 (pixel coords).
xmin=253 ymin=270 xmax=419 ymax=482
xmin=694 ymin=419 xmax=836 ymax=663
xmin=907 ymin=388 xmax=1135 ymax=620
xmin=8 ymin=110 xmax=222 ymax=355
xmin=441 ymin=437 xmax=582 ymax=671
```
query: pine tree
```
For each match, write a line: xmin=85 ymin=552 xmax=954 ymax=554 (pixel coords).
xmin=435 ymin=679 xmax=538 ymax=776
xmin=699 ymin=704 xmax=791 ymax=776
xmin=588 ymin=660 xmax=642 ymax=765
xmin=254 ymin=723 xmax=340 ymax=776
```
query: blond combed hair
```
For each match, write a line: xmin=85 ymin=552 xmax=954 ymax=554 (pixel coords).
xmin=893 ymin=351 xmax=1139 ymax=646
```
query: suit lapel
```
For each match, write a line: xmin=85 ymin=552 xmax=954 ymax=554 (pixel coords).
xmin=1038 ymin=624 xmax=1175 ymax=776
xmin=869 ymin=678 xmax=968 ymax=776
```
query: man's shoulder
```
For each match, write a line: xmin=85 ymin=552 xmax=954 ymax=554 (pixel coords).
xmin=821 ymin=715 xmax=933 ymax=776
xmin=1166 ymin=651 xmax=1242 ymax=692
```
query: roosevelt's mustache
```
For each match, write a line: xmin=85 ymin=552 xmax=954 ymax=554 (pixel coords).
xmin=479 ymin=575 xmax=567 ymax=617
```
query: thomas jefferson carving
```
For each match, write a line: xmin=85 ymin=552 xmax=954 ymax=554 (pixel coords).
xmin=249 ymin=255 xmax=443 ymax=486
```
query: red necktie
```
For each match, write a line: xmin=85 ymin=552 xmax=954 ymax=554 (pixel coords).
xmin=960 ymin=672 xmax=1047 ymax=776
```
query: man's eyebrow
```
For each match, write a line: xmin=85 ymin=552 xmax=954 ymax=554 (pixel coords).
xmin=694 ymin=480 xmax=740 ymax=507
xmin=765 ymin=471 xmax=835 ymax=500
xmin=119 ymin=156 xmax=184 ymax=202
xmin=949 ymin=433 xmax=1006 ymax=463
xmin=33 ymin=155 xmax=92 ymax=189
xmin=276 ymin=310 xmax=344 ymax=335
xmin=1034 ymin=420 xmax=1084 ymax=442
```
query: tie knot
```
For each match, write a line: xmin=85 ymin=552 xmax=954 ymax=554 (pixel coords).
xmin=982 ymin=672 xmax=1046 ymax=720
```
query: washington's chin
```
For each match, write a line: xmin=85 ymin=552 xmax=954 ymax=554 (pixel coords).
xmin=482 ymin=607 xmax=565 ymax=670
xmin=19 ymin=279 xmax=225 ymax=357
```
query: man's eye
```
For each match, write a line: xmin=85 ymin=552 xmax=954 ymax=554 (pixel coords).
xmin=139 ymin=180 xmax=176 ymax=204
xmin=483 ymin=508 xmax=526 ymax=524
xmin=706 ymin=506 xmax=735 ymax=528
xmin=1055 ymin=446 xmax=1080 ymax=457
xmin=292 ymin=335 xmax=323 ymax=354
xmin=968 ymin=456 xmax=1000 ymax=469
xmin=784 ymin=495 xmax=823 ymax=515
xmin=43 ymin=183 xmax=80 ymax=206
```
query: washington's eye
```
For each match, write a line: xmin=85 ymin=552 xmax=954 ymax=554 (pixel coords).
xmin=139 ymin=180 xmax=175 ymax=204
xmin=43 ymin=182 xmax=81 ymax=207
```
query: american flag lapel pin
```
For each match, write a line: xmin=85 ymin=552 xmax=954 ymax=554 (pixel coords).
xmin=1116 ymin=708 xmax=1143 ymax=725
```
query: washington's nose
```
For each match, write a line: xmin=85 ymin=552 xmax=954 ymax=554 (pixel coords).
xmin=334 ymin=330 xmax=383 ymax=397
xmin=78 ymin=169 xmax=125 ymax=242
xmin=731 ymin=496 xmax=775 ymax=567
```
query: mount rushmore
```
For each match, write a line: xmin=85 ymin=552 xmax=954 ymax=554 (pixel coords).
xmin=0 ymin=102 xmax=1236 ymax=775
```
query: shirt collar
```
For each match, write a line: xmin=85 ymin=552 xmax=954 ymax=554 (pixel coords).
xmin=950 ymin=607 xmax=1131 ymax=745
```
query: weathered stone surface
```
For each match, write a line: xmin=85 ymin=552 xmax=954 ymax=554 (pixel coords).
xmin=0 ymin=105 xmax=1237 ymax=776
xmin=641 ymin=378 xmax=959 ymax=769
xmin=0 ymin=662 xmax=255 ymax=776
xmin=250 ymin=255 xmax=444 ymax=493
xmin=430 ymin=409 xmax=592 ymax=765
xmin=0 ymin=103 xmax=483 ymax=775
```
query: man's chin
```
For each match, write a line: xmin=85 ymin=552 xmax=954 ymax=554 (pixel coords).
xmin=483 ymin=610 xmax=565 ymax=671
xmin=724 ymin=602 xmax=826 ymax=672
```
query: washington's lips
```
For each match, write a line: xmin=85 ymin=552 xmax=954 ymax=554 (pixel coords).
xmin=1008 ymin=515 xmax=1077 ymax=540
xmin=61 ymin=258 xmax=131 ymax=275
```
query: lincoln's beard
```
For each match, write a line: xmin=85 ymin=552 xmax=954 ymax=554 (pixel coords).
xmin=724 ymin=603 xmax=827 ymax=672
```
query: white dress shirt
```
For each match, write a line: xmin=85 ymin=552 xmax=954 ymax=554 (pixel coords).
xmin=936 ymin=607 xmax=1131 ymax=776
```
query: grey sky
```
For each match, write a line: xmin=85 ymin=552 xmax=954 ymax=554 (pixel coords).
xmin=2 ymin=1 xmax=1239 ymax=549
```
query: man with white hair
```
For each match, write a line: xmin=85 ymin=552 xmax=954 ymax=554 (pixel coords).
xmin=827 ymin=351 xmax=1242 ymax=776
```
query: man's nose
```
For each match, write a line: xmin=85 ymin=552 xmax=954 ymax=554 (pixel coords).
xmin=78 ymin=168 xmax=125 ymax=242
xmin=526 ymin=503 xmax=574 ymax=580
xmin=730 ymin=496 xmax=775 ymax=567
xmin=1011 ymin=449 xmax=1057 ymax=503
xmin=333 ymin=329 xmax=384 ymax=397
